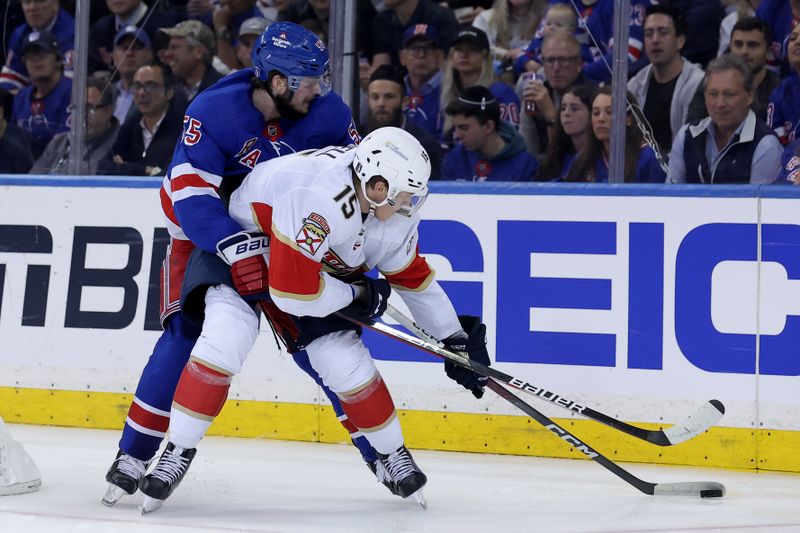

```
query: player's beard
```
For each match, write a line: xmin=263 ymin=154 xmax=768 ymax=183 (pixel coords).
xmin=273 ymin=89 xmax=309 ymax=121
xmin=366 ymin=106 xmax=403 ymax=134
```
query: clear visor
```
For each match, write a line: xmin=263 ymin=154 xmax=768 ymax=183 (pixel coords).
xmin=389 ymin=186 xmax=429 ymax=217
xmin=287 ymin=68 xmax=332 ymax=97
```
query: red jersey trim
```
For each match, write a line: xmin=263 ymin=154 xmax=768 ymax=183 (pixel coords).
xmin=250 ymin=202 xmax=273 ymax=234
xmin=171 ymin=173 xmax=220 ymax=193
xmin=160 ymin=186 xmax=179 ymax=225
xmin=268 ymin=223 xmax=326 ymax=299
xmin=382 ymin=251 xmax=435 ymax=291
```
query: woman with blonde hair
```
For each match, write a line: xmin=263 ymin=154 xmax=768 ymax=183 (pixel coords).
xmin=440 ymin=26 xmax=521 ymax=141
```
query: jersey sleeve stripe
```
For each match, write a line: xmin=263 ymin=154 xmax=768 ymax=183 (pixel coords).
xmin=171 ymin=173 xmax=220 ymax=193
xmin=169 ymin=162 xmax=223 ymax=188
xmin=160 ymin=186 xmax=180 ymax=226
xmin=0 ymin=67 xmax=29 ymax=89
xmin=269 ymin=279 xmax=325 ymax=301
xmin=171 ymin=186 xmax=221 ymax=203
xmin=382 ymin=253 xmax=435 ymax=292
xmin=628 ymin=38 xmax=643 ymax=61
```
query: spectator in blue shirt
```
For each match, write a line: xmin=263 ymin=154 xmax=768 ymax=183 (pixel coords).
xmin=364 ymin=64 xmax=445 ymax=180
xmin=399 ymin=24 xmax=446 ymax=141
xmin=442 ymin=85 xmax=538 ymax=181
xmin=566 ymin=86 xmax=666 ymax=183
xmin=11 ymin=31 xmax=72 ymax=159
xmin=0 ymin=0 xmax=74 ymax=92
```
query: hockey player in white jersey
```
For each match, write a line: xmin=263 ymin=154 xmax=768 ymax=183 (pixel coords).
xmin=138 ymin=127 xmax=491 ymax=512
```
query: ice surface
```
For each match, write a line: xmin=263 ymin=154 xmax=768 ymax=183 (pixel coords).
xmin=1 ymin=424 xmax=799 ymax=532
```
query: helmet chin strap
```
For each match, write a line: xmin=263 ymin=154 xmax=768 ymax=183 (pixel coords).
xmin=356 ymin=176 xmax=388 ymax=215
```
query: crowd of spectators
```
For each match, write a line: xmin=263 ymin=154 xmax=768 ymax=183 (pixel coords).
xmin=0 ymin=0 xmax=798 ymax=185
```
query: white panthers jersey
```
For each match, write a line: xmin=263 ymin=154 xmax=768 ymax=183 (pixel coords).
xmin=228 ymin=145 xmax=461 ymax=340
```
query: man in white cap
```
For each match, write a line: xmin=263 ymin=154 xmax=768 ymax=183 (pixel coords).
xmin=236 ymin=17 xmax=271 ymax=69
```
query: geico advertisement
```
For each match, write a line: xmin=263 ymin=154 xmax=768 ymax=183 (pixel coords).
xmin=1 ymin=185 xmax=799 ymax=429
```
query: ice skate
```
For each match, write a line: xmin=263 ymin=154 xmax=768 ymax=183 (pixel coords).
xmin=138 ymin=442 xmax=196 ymax=514
xmin=101 ymin=450 xmax=148 ymax=507
xmin=368 ymin=458 xmax=399 ymax=495
xmin=378 ymin=446 xmax=427 ymax=509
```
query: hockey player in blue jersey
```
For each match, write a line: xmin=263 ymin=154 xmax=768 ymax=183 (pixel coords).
xmin=101 ymin=22 xmax=373 ymax=507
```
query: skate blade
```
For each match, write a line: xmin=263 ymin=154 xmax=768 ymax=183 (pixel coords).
xmin=101 ymin=484 xmax=127 ymax=507
xmin=141 ymin=495 xmax=164 ymax=515
xmin=411 ymin=490 xmax=427 ymax=510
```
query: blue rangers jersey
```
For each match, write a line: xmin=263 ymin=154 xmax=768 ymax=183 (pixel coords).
xmin=776 ymin=139 xmax=800 ymax=184
xmin=582 ymin=0 xmax=651 ymax=83
xmin=0 ymin=9 xmax=75 ymax=92
xmin=12 ymin=74 xmax=72 ymax=149
xmin=403 ymin=72 xmax=443 ymax=141
xmin=767 ymin=74 xmax=800 ymax=145
xmin=756 ymin=0 xmax=800 ymax=73
xmin=162 ymin=68 xmax=361 ymax=254
xmin=514 ymin=0 xmax=596 ymax=76
xmin=490 ymin=81 xmax=521 ymax=130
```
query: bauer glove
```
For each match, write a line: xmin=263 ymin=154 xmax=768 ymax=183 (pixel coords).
xmin=216 ymin=231 xmax=270 ymax=298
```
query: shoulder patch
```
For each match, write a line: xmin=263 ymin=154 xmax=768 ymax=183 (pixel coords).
xmin=295 ymin=213 xmax=330 ymax=255
xmin=306 ymin=212 xmax=330 ymax=234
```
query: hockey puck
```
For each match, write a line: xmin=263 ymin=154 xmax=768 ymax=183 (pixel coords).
xmin=700 ymin=489 xmax=724 ymax=498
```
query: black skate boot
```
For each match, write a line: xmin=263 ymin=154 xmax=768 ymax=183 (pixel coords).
xmin=378 ymin=446 xmax=427 ymax=508
xmin=138 ymin=442 xmax=196 ymax=514
xmin=101 ymin=450 xmax=149 ymax=507
xmin=367 ymin=459 xmax=399 ymax=495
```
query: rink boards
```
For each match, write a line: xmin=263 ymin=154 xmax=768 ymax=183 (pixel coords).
xmin=1 ymin=176 xmax=800 ymax=472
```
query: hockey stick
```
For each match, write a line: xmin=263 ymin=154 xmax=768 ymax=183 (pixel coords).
xmin=361 ymin=309 xmax=725 ymax=498
xmin=378 ymin=305 xmax=724 ymax=447
xmin=484 ymin=379 xmax=725 ymax=497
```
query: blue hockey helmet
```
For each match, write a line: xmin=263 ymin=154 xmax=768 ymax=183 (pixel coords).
xmin=252 ymin=22 xmax=331 ymax=96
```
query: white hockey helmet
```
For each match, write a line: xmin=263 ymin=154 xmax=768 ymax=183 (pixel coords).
xmin=352 ymin=127 xmax=431 ymax=216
